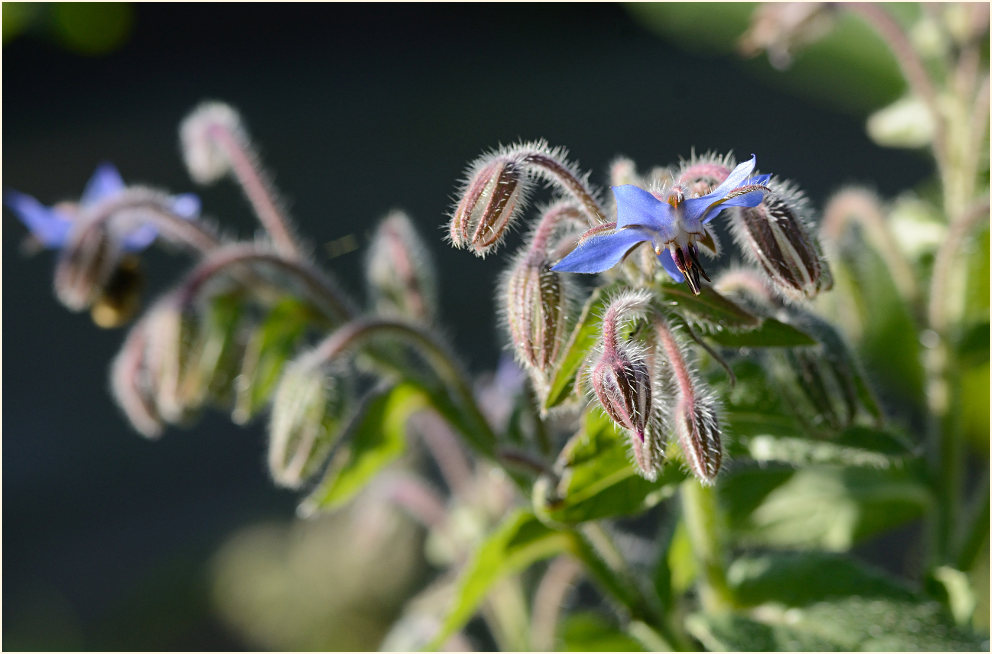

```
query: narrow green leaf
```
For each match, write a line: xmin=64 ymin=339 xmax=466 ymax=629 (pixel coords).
xmin=655 ymin=283 xmax=760 ymax=331
xmin=544 ymin=283 xmax=625 ymax=410
xmin=233 ymin=298 xmax=310 ymax=423
xmin=706 ymin=316 xmax=817 ymax=348
xmin=718 ymin=464 xmax=932 ymax=550
xmin=426 ymin=510 xmax=571 ymax=650
xmin=534 ymin=408 xmax=685 ymax=524
xmin=299 ymin=382 xmax=429 ymax=514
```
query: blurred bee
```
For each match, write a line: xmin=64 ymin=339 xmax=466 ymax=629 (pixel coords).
xmin=90 ymin=255 xmax=145 ymax=328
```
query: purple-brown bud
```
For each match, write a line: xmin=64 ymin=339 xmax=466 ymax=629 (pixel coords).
xmin=730 ymin=180 xmax=832 ymax=303
xmin=449 ymin=154 xmax=529 ymax=257
xmin=654 ymin=317 xmax=723 ymax=484
xmin=502 ymin=203 xmax=582 ymax=375
xmin=589 ymin=291 xmax=664 ymax=480
xmin=366 ymin=210 xmax=438 ymax=323
xmin=110 ymin=315 xmax=164 ymax=438
xmin=674 ymin=397 xmax=723 ymax=485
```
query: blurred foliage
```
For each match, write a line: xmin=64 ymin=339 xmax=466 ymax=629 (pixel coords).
xmin=624 ymin=2 xmax=909 ymax=114
xmin=2 ymin=2 xmax=133 ymax=54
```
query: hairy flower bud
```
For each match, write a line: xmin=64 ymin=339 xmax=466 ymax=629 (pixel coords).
xmin=54 ymin=219 xmax=122 ymax=311
xmin=674 ymin=397 xmax=723 ymax=485
xmin=502 ymin=203 xmax=582 ymax=376
xmin=730 ymin=180 xmax=831 ymax=302
xmin=654 ymin=317 xmax=723 ymax=484
xmin=110 ymin=316 xmax=164 ymax=438
xmin=449 ymin=154 xmax=529 ymax=257
xmin=268 ymin=358 xmax=351 ymax=488
xmin=366 ymin=210 xmax=438 ymax=322
xmin=180 ymin=101 xmax=246 ymax=184
xmin=590 ymin=290 xmax=664 ymax=480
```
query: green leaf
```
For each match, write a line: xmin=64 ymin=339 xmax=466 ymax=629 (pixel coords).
xmin=738 ymin=424 xmax=916 ymax=469
xmin=233 ymin=298 xmax=311 ymax=423
xmin=687 ymin=612 xmax=840 ymax=652
xmin=727 ymin=551 xmax=918 ymax=607
xmin=694 ymin=552 xmax=986 ymax=650
xmin=559 ymin=612 xmax=646 ymax=652
xmin=718 ymin=464 xmax=931 ymax=549
xmin=426 ymin=510 xmax=571 ymax=650
xmin=656 ymin=283 xmax=760 ymax=332
xmin=534 ymin=408 xmax=685 ymax=524
xmin=544 ymin=282 xmax=625 ymax=410
xmin=299 ymin=382 xmax=430 ymax=514
xmin=706 ymin=316 xmax=817 ymax=348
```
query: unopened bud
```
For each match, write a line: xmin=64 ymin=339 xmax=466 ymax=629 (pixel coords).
xmin=366 ymin=210 xmax=438 ymax=322
xmin=449 ymin=153 xmax=529 ymax=257
xmin=674 ymin=397 xmax=723 ymax=485
xmin=180 ymin=101 xmax=246 ymax=184
xmin=268 ymin=358 xmax=351 ymax=488
xmin=53 ymin=220 xmax=122 ymax=311
xmin=677 ymin=152 xmax=733 ymax=197
xmin=142 ymin=299 xmax=197 ymax=424
xmin=590 ymin=290 xmax=664 ymax=480
xmin=730 ymin=180 xmax=831 ymax=302
xmin=502 ymin=203 xmax=582 ymax=374
xmin=781 ymin=347 xmax=858 ymax=430
xmin=738 ymin=2 xmax=834 ymax=70
xmin=654 ymin=317 xmax=723 ymax=484
xmin=110 ymin=316 xmax=164 ymax=438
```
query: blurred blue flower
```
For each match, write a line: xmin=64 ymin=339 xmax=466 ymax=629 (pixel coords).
xmin=552 ymin=156 xmax=770 ymax=293
xmin=4 ymin=163 xmax=200 ymax=252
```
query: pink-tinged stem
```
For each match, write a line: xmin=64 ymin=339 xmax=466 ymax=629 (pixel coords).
xmin=520 ymin=151 xmax=607 ymax=226
xmin=207 ymin=123 xmax=304 ymax=259
xmin=77 ymin=188 xmax=221 ymax=253
xmin=177 ymin=243 xmax=354 ymax=322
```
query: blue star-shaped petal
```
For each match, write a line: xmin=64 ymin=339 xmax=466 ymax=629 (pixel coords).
xmin=552 ymin=155 xmax=770 ymax=294
xmin=4 ymin=163 xmax=200 ymax=252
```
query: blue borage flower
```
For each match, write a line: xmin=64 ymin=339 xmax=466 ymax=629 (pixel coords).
xmin=551 ymin=155 xmax=771 ymax=294
xmin=4 ymin=163 xmax=200 ymax=252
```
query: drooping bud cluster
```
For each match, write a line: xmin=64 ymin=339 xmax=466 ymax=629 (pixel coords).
xmin=110 ymin=290 xmax=244 ymax=437
xmin=654 ymin=317 xmax=723 ymax=484
xmin=268 ymin=355 xmax=352 ymax=489
xmin=365 ymin=210 xmax=438 ymax=323
xmin=729 ymin=178 xmax=832 ymax=303
xmin=589 ymin=290 xmax=665 ymax=480
xmin=502 ymin=202 xmax=583 ymax=383
xmin=449 ymin=141 xmax=605 ymax=258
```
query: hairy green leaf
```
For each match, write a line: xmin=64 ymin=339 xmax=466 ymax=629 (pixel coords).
xmin=559 ymin=612 xmax=646 ymax=652
xmin=534 ymin=408 xmax=684 ymax=524
xmin=718 ymin=464 xmax=931 ymax=549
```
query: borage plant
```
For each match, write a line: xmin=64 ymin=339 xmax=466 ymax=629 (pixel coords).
xmin=7 ymin=6 xmax=989 ymax=650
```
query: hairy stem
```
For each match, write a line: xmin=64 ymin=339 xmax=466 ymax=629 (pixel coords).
xmin=307 ymin=318 xmax=497 ymax=457
xmin=207 ymin=123 xmax=304 ymax=258
xmin=520 ymin=151 xmax=607 ymax=225
xmin=176 ymin=243 xmax=354 ymax=322
xmin=531 ymin=556 xmax=583 ymax=651
xmin=78 ymin=188 xmax=221 ymax=253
